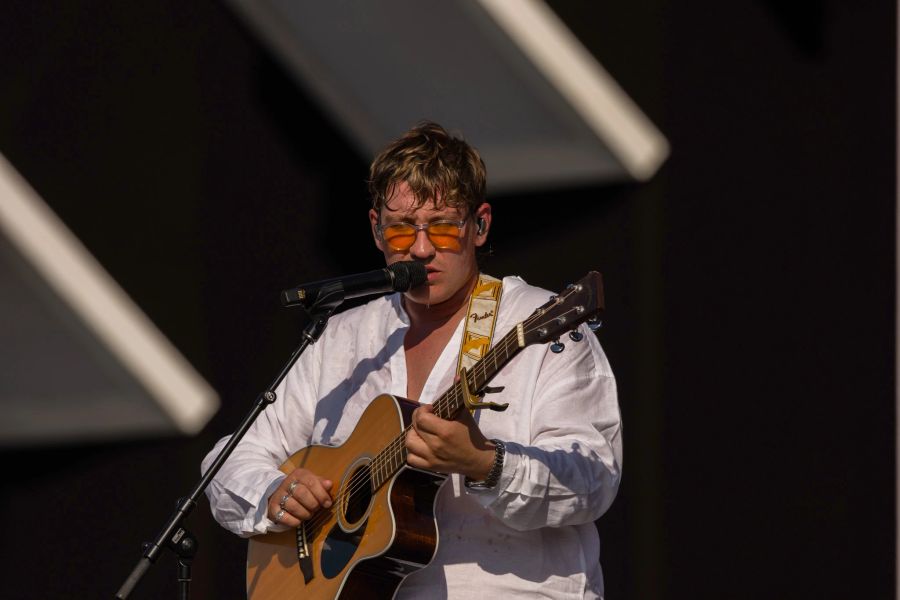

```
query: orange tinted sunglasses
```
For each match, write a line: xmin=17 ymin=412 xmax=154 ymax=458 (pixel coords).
xmin=377 ymin=219 xmax=467 ymax=252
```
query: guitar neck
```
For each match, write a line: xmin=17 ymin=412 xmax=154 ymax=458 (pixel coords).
xmin=431 ymin=323 xmax=523 ymax=420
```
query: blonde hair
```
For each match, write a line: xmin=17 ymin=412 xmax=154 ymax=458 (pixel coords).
xmin=368 ymin=121 xmax=486 ymax=216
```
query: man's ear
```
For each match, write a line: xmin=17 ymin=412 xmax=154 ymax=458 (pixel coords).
xmin=369 ymin=209 xmax=384 ymax=252
xmin=474 ymin=202 xmax=492 ymax=247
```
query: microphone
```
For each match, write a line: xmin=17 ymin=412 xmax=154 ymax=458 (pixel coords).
xmin=281 ymin=261 xmax=428 ymax=307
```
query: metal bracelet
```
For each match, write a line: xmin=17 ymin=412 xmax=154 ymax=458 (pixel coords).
xmin=465 ymin=439 xmax=506 ymax=489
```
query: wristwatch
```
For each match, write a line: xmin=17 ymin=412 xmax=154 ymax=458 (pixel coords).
xmin=465 ymin=439 xmax=506 ymax=489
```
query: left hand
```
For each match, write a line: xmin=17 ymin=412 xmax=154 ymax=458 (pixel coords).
xmin=405 ymin=404 xmax=496 ymax=480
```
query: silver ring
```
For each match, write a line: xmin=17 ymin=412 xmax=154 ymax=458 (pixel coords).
xmin=274 ymin=508 xmax=285 ymax=524
xmin=288 ymin=480 xmax=299 ymax=495
xmin=279 ymin=493 xmax=291 ymax=509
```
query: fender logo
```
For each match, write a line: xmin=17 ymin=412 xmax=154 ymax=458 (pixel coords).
xmin=470 ymin=310 xmax=494 ymax=323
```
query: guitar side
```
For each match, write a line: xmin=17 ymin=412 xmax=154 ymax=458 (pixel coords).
xmin=246 ymin=393 xmax=445 ymax=600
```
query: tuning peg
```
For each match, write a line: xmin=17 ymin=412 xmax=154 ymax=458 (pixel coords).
xmin=550 ymin=339 xmax=565 ymax=353
xmin=587 ymin=317 xmax=603 ymax=331
xmin=568 ymin=330 xmax=584 ymax=342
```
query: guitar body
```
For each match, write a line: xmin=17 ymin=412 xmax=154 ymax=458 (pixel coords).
xmin=246 ymin=393 xmax=446 ymax=600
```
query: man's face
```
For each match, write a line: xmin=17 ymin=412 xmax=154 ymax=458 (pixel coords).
xmin=369 ymin=182 xmax=491 ymax=306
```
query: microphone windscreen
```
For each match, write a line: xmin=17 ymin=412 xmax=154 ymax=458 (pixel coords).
xmin=388 ymin=261 xmax=428 ymax=291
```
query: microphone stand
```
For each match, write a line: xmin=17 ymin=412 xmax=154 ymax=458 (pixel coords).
xmin=115 ymin=284 xmax=348 ymax=599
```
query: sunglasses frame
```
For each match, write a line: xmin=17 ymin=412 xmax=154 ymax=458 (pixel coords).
xmin=376 ymin=218 xmax=469 ymax=252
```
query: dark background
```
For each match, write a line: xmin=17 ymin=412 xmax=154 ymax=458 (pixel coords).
xmin=0 ymin=1 xmax=894 ymax=598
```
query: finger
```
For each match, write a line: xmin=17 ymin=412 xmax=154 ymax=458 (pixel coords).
xmin=411 ymin=407 xmax=423 ymax=433
xmin=406 ymin=422 xmax=423 ymax=445
xmin=270 ymin=501 xmax=302 ymax=526
xmin=284 ymin=470 xmax=333 ymax=508
xmin=412 ymin=404 xmax=436 ymax=424
xmin=414 ymin=405 xmax=445 ymax=436
xmin=298 ymin=476 xmax=333 ymax=508
xmin=268 ymin=478 xmax=299 ymax=524
xmin=405 ymin=428 xmax=431 ymax=457
xmin=405 ymin=434 xmax=436 ymax=468
xmin=406 ymin=446 xmax=448 ymax=474
xmin=405 ymin=452 xmax=431 ymax=471
xmin=413 ymin=423 xmax=454 ymax=464
xmin=408 ymin=441 xmax=449 ymax=475
xmin=283 ymin=496 xmax=316 ymax=521
xmin=292 ymin=483 xmax=327 ymax=513
xmin=405 ymin=427 xmax=423 ymax=453
xmin=406 ymin=426 xmax=439 ymax=456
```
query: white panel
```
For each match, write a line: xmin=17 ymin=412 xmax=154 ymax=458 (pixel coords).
xmin=0 ymin=154 xmax=218 ymax=440
xmin=227 ymin=0 xmax=669 ymax=191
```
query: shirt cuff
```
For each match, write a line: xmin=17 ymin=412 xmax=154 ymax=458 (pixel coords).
xmin=250 ymin=473 xmax=288 ymax=535
xmin=463 ymin=441 xmax=521 ymax=507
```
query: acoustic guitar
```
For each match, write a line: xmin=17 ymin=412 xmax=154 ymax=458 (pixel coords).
xmin=246 ymin=272 xmax=604 ymax=599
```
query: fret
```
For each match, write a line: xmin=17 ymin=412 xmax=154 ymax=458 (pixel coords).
xmin=378 ymin=454 xmax=385 ymax=487
xmin=450 ymin=383 xmax=461 ymax=415
xmin=441 ymin=386 xmax=457 ymax=419
xmin=471 ymin=365 xmax=483 ymax=393
xmin=391 ymin=445 xmax=397 ymax=473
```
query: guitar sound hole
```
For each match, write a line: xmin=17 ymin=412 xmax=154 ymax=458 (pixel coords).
xmin=320 ymin=463 xmax=373 ymax=579
xmin=343 ymin=463 xmax=373 ymax=526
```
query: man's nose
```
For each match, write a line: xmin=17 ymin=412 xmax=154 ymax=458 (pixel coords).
xmin=409 ymin=227 xmax=435 ymax=259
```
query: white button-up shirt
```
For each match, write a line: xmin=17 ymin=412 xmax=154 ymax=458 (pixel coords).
xmin=203 ymin=276 xmax=622 ymax=599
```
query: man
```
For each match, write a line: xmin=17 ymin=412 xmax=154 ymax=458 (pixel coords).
xmin=203 ymin=122 xmax=622 ymax=598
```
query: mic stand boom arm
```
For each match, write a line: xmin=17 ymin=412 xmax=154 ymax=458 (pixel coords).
xmin=115 ymin=287 xmax=345 ymax=599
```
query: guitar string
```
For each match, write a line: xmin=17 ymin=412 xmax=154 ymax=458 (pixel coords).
xmin=294 ymin=300 xmax=590 ymax=535
xmin=296 ymin=301 xmax=589 ymax=536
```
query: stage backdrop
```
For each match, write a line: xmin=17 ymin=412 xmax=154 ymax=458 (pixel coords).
xmin=0 ymin=1 xmax=893 ymax=598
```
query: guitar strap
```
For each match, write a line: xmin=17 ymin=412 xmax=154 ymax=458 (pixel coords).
xmin=456 ymin=273 xmax=503 ymax=409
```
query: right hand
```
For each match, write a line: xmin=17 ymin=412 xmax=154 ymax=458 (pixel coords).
xmin=268 ymin=468 xmax=333 ymax=527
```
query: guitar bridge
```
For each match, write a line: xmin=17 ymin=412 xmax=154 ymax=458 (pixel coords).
xmin=297 ymin=522 xmax=309 ymax=559
xmin=296 ymin=523 xmax=313 ymax=583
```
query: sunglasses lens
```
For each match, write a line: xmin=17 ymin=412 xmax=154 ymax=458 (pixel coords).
xmin=427 ymin=222 xmax=462 ymax=250
xmin=383 ymin=223 xmax=416 ymax=251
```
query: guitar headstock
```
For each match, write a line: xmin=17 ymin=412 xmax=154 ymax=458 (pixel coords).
xmin=522 ymin=271 xmax=605 ymax=347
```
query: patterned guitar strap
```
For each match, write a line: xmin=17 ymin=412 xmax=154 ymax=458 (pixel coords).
xmin=456 ymin=273 xmax=503 ymax=414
